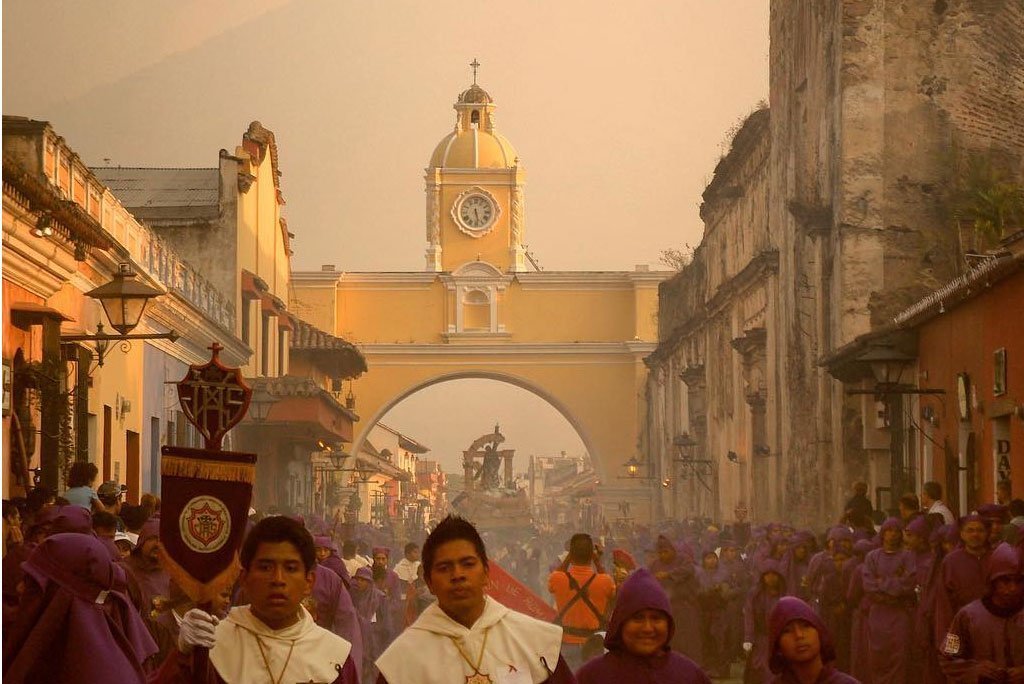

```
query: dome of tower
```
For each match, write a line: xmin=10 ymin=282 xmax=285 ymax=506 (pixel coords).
xmin=429 ymin=129 xmax=518 ymax=169
xmin=457 ymin=84 xmax=493 ymax=104
xmin=428 ymin=82 xmax=519 ymax=169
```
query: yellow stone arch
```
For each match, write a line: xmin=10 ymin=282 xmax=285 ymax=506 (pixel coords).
xmin=291 ymin=76 xmax=669 ymax=521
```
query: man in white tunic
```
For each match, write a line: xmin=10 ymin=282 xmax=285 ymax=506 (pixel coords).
xmin=165 ymin=516 xmax=359 ymax=684
xmin=376 ymin=515 xmax=576 ymax=684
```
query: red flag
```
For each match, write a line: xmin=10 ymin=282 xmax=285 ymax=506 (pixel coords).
xmin=485 ymin=561 xmax=556 ymax=622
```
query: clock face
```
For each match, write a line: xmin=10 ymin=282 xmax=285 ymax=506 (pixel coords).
xmin=458 ymin=194 xmax=494 ymax=229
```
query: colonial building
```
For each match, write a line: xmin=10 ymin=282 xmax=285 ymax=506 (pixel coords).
xmin=3 ymin=116 xmax=245 ymax=501
xmin=647 ymin=0 xmax=1024 ymax=524
xmin=292 ymin=78 xmax=669 ymax=522
xmin=92 ymin=122 xmax=366 ymax=513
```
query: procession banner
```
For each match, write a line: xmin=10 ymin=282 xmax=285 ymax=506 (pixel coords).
xmin=486 ymin=561 xmax=557 ymax=622
xmin=157 ymin=343 xmax=258 ymax=606
xmin=158 ymin=445 xmax=257 ymax=604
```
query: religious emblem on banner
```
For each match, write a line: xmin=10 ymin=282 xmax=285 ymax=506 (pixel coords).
xmin=176 ymin=342 xmax=251 ymax=450
xmin=179 ymin=495 xmax=232 ymax=553
xmin=158 ymin=342 xmax=257 ymax=611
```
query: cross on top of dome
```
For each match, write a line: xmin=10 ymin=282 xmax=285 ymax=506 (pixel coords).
xmin=458 ymin=58 xmax=493 ymax=104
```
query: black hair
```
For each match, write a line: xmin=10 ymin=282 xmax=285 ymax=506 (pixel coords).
xmin=92 ymin=510 xmax=119 ymax=531
xmin=568 ymin=533 xmax=594 ymax=564
xmin=119 ymin=504 xmax=150 ymax=532
xmin=67 ymin=462 xmax=99 ymax=489
xmin=341 ymin=539 xmax=357 ymax=555
xmin=405 ymin=541 xmax=420 ymax=555
xmin=240 ymin=516 xmax=316 ymax=573
xmin=1010 ymin=499 xmax=1024 ymax=518
xmin=899 ymin=492 xmax=920 ymax=511
xmin=2 ymin=499 xmax=19 ymax=521
xmin=923 ymin=481 xmax=942 ymax=501
xmin=26 ymin=486 xmax=54 ymax=514
xmin=422 ymin=515 xmax=488 ymax=580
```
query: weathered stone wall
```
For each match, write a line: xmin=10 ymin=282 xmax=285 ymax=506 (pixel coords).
xmin=770 ymin=0 xmax=1024 ymax=522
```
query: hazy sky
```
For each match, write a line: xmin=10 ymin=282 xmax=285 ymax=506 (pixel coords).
xmin=3 ymin=0 xmax=768 ymax=471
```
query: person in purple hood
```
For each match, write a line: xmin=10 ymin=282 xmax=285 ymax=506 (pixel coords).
xmin=576 ymin=567 xmax=710 ymax=683
xmin=939 ymin=542 xmax=1024 ymax=682
xmin=862 ymin=517 xmax=916 ymax=683
xmin=744 ymin=558 xmax=790 ymax=683
xmin=766 ymin=596 xmax=859 ymax=684
xmin=649 ymin=534 xmax=703 ymax=662
xmin=2 ymin=532 xmax=159 ymax=683
xmin=123 ymin=517 xmax=171 ymax=644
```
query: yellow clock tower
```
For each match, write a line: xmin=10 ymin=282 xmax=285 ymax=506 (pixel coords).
xmin=425 ymin=69 xmax=526 ymax=273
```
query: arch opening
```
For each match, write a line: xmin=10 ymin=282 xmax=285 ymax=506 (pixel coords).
xmin=351 ymin=371 xmax=599 ymax=480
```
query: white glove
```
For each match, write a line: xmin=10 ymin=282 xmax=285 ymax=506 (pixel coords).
xmin=742 ymin=642 xmax=753 ymax=653
xmin=178 ymin=608 xmax=219 ymax=654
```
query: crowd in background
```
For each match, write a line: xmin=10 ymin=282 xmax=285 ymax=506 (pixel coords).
xmin=1 ymin=461 xmax=1023 ymax=682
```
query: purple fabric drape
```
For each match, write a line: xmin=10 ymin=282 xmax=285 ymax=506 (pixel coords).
xmin=2 ymin=533 xmax=158 ymax=683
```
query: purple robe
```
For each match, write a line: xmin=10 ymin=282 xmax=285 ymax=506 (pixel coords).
xmin=697 ymin=564 xmax=730 ymax=675
xmin=310 ymin=565 xmax=364 ymax=678
xmin=648 ymin=537 xmax=703 ymax=662
xmin=744 ymin=560 xmax=790 ymax=684
xmin=862 ymin=546 xmax=916 ymax=683
xmin=123 ymin=519 xmax=170 ymax=622
xmin=939 ymin=543 xmax=1024 ymax=682
xmin=766 ymin=596 xmax=859 ymax=683
xmin=2 ymin=533 xmax=158 ymax=683
xmin=844 ymin=557 xmax=870 ymax=683
xmin=577 ymin=567 xmax=710 ymax=684
xmin=933 ymin=547 xmax=991 ymax=644
xmin=353 ymin=573 xmax=392 ymax=684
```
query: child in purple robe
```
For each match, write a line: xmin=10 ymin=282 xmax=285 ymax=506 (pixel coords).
xmin=576 ymin=567 xmax=710 ymax=684
xmin=844 ymin=538 xmax=875 ymax=683
xmin=766 ymin=596 xmax=859 ymax=683
xmin=697 ymin=546 xmax=731 ymax=676
xmin=2 ymin=532 xmax=159 ymax=683
xmin=743 ymin=558 xmax=790 ymax=683
xmin=940 ymin=542 xmax=1024 ymax=682
xmin=862 ymin=518 xmax=916 ymax=684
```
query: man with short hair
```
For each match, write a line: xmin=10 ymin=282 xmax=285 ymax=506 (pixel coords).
xmin=548 ymin=533 xmax=615 ymax=669
xmin=341 ymin=539 xmax=367 ymax=576
xmin=97 ymin=480 xmax=124 ymax=516
xmin=922 ymin=481 xmax=955 ymax=525
xmin=393 ymin=541 xmax=421 ymax=584
xmin=376 ymin=515 xmax=575 ymax=683
xmin=91 ymin=510 xmax=119 ymax=541
xmin=843 ymin=481 xmax=874 ymax=525
xmin=933 ymin=514 xmax=992 ymax=643
xmin=167 ymin=516 xmax=359 ymax=683
xmin=940 ymin=543 xmax=1024 ymax=681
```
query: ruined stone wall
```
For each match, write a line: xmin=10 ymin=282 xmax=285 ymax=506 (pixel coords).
xmin=770 ymin=0 xmax=1024 ymax=523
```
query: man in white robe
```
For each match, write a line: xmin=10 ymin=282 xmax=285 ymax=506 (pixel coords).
xmin=165 ymin=516 xmax=359 ymax=684
xmin=376 ymin=515 xmax=575 ymax=684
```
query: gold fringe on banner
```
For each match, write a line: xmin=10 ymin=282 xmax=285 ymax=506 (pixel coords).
xmin=157 ymin=545 xmax=244 ymax=606
xmin=161 ymin=455 xmax=255 ymax=485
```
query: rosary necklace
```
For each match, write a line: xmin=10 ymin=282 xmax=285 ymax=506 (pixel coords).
xmin=448 ymin=628 xmax=493 ymax=684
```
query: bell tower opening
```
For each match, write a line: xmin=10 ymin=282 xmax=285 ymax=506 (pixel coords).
xmin=471 ymin=110 xmax=480 ymax=127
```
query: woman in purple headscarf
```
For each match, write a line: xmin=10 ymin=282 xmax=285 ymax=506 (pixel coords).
xmin=743 ymin=558 xmax=789 ymax=683
xmin=766 ymin=596 xmax=859 ymax=683
xmin=648 ymin=534 xmax=703 ymax=662
xmin=862 ymin=517 xmax=916 ymax=683
xmin=2 ymin=532 xmax=158 ymax=683
xmin=577 ymin=567 xmax=710 ymax=683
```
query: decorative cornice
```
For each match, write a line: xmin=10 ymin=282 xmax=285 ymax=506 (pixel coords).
xmin=358 ymin=341 xmax=654 ymax=357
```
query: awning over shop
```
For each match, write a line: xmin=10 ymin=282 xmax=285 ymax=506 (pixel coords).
xmin=245 ymin=375 xmax=358 ymax=443
xmin=290 ymin=316 xmax=367 ymax=381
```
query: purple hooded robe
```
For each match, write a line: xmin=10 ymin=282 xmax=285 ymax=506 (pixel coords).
xmin=648 ymin=535 xmax=703 ymax=662
xmin=765 ymin=596 xmax=860 ymax=684
xmin=123 ymin=518 xmax=170 ymax=623
xmin=576 ymin=568 xmax=710 ymax=684
xmin=844 ymin=539 xmax=875 ymax=683
xmin=939 ymin=543 xmax=1024 ymax=682
xmin=309 ymin=563 xmax=364 ymax=678
xmin=2 ymin=533 xmax=159 ymax=683
xmin=861 ymin=519 xmax=916 ymax=684
xmin=744 ymin=558 xmax=790 ymax=684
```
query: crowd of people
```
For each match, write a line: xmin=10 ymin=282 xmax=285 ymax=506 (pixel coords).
xmin=1 ymin=463 xmax=1023 ymax=683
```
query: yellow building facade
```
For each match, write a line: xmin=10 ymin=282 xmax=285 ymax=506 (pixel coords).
xmin=292 ymin=80 xmax=669 ymax=521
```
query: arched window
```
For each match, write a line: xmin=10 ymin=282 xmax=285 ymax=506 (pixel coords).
xmin=471 ymin=110 xmax=480 ymax=126
xmin=463 ymin=289 xmax=490 ymax=331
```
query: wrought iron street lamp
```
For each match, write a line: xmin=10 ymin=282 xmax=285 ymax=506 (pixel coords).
xmin=60 ymin=263 xmax=179 ymax=367
xmin=248 ymin=388 xmax=277 ymax=423
xmin=673 ymin=432 xmax=713 ymax=490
